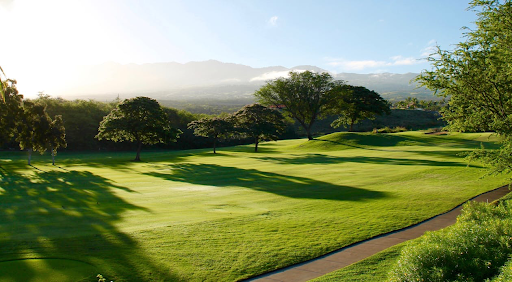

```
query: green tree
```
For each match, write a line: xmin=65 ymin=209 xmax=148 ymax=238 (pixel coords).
xmin=187 ymin=117 xmax=233 ymax=154
xmin=96 ymin=96 xmax=180 ymax=161
xmin=16 ymin=102 xmax=52 ymax=165
xmin=415 ymin=0 xmax=512 ymax=173
xmin=331 ymin=86 xmax=390 ymax=131
xmin=255 ymin=71 xmax=346 ymax=140
xmin=47 ymin=115 xmax=67 ymax=165
xmin=233 ymin=104 xmax=285 ymax=152
xmin=0 ymin=77 xmax=23 ymax=144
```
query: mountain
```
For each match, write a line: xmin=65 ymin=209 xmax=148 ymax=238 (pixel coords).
xmin=55 ymin=60 xmax=434 ymax=101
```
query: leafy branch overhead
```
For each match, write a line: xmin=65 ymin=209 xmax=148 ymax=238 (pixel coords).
xmin=416 ymin=0 xmax=512 ymax=174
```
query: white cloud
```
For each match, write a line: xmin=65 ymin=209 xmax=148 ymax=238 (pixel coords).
xmin=326 ymin=56 xmax=420 ymax=71
xmin=268 ymin=16 xmax=278 ymax=26
xmin=390 ymin=55 xmax=418 ymax=66
xmin=250 ymin=69 xmax=306 ymax=82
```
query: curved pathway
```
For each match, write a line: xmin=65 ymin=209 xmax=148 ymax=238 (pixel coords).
xmin=246 ymin=185 xmax=510 ymax=282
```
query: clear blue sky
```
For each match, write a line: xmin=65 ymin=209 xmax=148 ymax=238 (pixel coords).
xmin=0 ymin=0 xmax=477 ymax=95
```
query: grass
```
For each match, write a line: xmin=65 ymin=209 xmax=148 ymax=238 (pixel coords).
xmin=310 ymin=243 xmax=407 ymax=282
xmin=0 ymin=131 xmax=508 ymax=281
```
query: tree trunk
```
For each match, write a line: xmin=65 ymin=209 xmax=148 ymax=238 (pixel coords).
xmin=28 ymin=148 xmax=32 ymax=165
xmin=213 ymin=138 xmax=217 ymax=154
xmin=349 ymin=121 xmax=354 ymax=132
xmin=134 ymin=140 xmax=142 ymax=161
xmin=254 ymin=138 xmax=259 ymax=152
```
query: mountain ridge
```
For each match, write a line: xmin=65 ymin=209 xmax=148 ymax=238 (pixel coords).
xmin=56 ymin=60 xmax=434 ymax=101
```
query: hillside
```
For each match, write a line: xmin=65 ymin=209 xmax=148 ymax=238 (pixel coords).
xmin=55 ymin=60 xmax=434 ymax=101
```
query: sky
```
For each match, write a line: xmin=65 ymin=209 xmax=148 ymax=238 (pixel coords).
xmin=0 ymin=0 xmax=477 ymax=97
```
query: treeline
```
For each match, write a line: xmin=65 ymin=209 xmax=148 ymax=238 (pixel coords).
xmin=0 ymin=94 xmax=447 ymax=153
xmin=1 ymin=69 xmax=448 ymax=155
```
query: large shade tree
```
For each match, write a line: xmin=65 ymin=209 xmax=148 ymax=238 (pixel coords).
xmin=255 ymin=71 xmax=346 ymax=140
xmin=233 ymin=104 xmax=286 ymax=152
xmin=330 ymin=86 xmax=390 ymax=131
xmin=96 ymin=96 xmax=180 ymax=161
xmin=187 ymin=117 xmax=233 ymax=154
xmin=416 ymin=0 xmax=512 ymax=173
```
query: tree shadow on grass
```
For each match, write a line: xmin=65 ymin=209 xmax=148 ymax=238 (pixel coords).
xmin=252 ymin=153 xmax=476 ymax=167
xmin=145 ymin=163 xmax=389 ymax=202
xmin=0 ymin=166 xmax=178 ymax=281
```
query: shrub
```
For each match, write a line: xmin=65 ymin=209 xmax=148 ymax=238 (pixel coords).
xmin=388 ymin=201 xmax=512 ymax=282
xmin=372 ymin=126 xmax=407 ymax=134
xmin=490 ymin=257 xmax=512 ymax=282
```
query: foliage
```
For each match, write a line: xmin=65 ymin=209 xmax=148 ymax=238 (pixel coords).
xmin=15 ymin=102 xmax=53 ymax=164
xmin=388 ymin=200 xmax=512 ymax=282
xmin=96 ymin=96 xmax=180 ymax=161
xmin=392 ymin=97 xmax=447 ymax=111
xmin=35 ymin=96 xmax=115 ymax=151
xmin=372 ymin=126 xmax=407 ymax=134
xmin=188 ymin=116 xmax=234 ymax=153
xmin=0 ymin=76 xmax=23 ymax=144
xmin=416 ymin=0 xmax=512 ymax=173
xmin=255 ymin=71 xmax=346 ymax=140
xmin=47 ymin=115 xmax=67 ymax=165
xmin=330 ymin=86 xmax=390 ymax=131
xmin=232 ymin=104 xmax=286 ymax=152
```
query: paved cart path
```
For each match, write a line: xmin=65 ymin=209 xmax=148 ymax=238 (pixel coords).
xmin=246 ymin=185 xmax=510 ymax=282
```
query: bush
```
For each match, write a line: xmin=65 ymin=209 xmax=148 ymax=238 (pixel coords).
xmin=372 ymin=126 xmax=407 ymax=134
xmin=490 ymin=257 xmax=512 ymax=282
xmin=388 ymin=201 xmax=512 ymax=282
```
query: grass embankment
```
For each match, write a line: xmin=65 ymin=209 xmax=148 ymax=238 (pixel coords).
xmin=0 ymin=131 xmax=507 ymax=281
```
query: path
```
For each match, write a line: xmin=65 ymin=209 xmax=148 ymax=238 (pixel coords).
xmin=246 ymin=185 xmax=510 ymax=282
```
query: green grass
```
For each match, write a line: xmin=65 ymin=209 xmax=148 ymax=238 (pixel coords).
xmin=0 ymin=131 xmax=508 ymax=281
xmin=310 ymin=243 xmax=407 ymax=282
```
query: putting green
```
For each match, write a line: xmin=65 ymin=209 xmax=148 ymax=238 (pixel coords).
xmin=0 ymin=258 xmax=97 ymax=282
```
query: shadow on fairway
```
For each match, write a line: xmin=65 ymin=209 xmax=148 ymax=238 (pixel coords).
xmin=146 ymin=163 xmax=388 ymax=201
xmin=311 ymin=132 xmax=499 ymax=150
xmin=253 ymin=153 xmax=476 ymax=167
xmin=0 ymin=166 xmax=178 ymax=281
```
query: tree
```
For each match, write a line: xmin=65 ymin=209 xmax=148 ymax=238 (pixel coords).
xmin=0 ymin=76 xmax=23 ymax=144
xmin=233 ymin=104 xmax=286 ymax=152
xmin=16 ymin=102 xmax=52 ymax=165
xmin=47 ymin=115 xmax=67 ymax=165
xmin=330 ymin=86 xmax=390 ymax=131
xmin=255 ymin=71 xmax=347 ymax=140
xmin=187 ymin=117 xmax=233 ymax=154
xmin=415 ymin=0 xmax=512 ymax=173
xmin=96 ymin=96 xmax=180 ymax=161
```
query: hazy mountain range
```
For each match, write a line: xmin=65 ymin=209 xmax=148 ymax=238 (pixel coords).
xmin=59 ymin=60 xmax=435 ymax=101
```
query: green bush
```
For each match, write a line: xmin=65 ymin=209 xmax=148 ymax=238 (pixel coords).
xmin=490 ymin=257 xmax=512 ymax=282
xmin=388 ymin=201 xmax=512 ymax=282
xmin=372 ymin=126 xmax=407 ymax=134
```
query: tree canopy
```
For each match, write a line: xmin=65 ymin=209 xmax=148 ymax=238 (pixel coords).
xmin=416 ymin=0 xmax=512 ymax=173
xmin=187 ymin=117 xmax=233 ymax=154
xmin=254 ymin=71 xmax=346 ymax=140
xmin=96 ymin=96 xmax=180 ymax=161
xmin=233 ymin=104 xmax=286 ymax=152
xmin=0 ymin=76 xmax=23 ymax=144
xmin=330 ymin=86 xmax=390 ymax=131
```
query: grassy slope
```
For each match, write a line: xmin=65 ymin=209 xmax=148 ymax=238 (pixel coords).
xmin=0 ymin=131 xmax=507 ymax=281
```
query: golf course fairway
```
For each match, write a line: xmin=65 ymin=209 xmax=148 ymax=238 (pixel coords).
xmin=0 ymin=131 xmax=508 ymax=281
